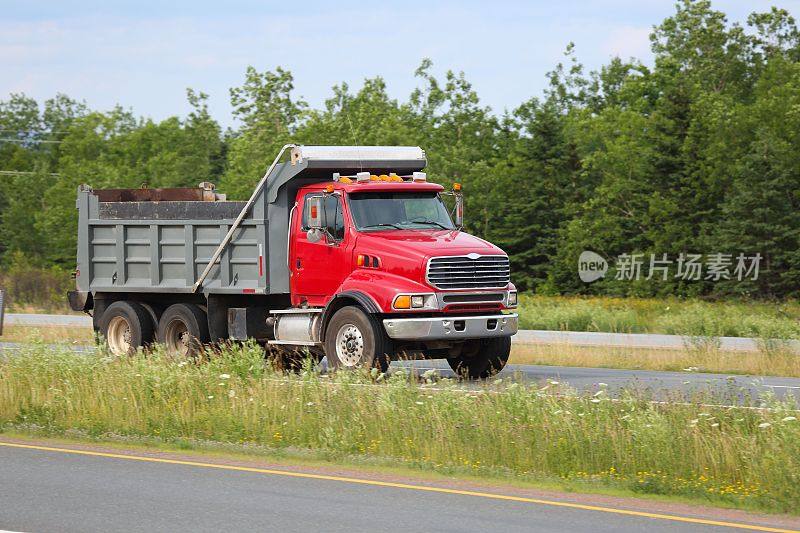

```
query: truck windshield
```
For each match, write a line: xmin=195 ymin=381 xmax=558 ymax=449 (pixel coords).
xmin=348 ymin=191 xmax=455 ymax=231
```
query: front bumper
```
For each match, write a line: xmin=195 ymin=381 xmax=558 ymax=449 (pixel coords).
xmin=382 ymin=313 xmax=518 ymax=341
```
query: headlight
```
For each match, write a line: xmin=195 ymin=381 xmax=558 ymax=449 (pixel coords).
xmin=393 ymin=293 xmax=437 ymax=310
xmin=508 ymin=291 xmax=518 ymax=307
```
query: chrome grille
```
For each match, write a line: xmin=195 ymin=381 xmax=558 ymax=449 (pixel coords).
xmin=426 ymin=255 xmax=510 ymax=290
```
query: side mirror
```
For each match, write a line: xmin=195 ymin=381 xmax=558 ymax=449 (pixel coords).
xmin=307 ymin=196 xmax=323 ymax=229
xmin=454 ymin=192 xmax=464 ymax=229
xmin=306 ymin=228 xmax=324 ymax=243
xmin=305 ymin=196 xmax=324 ymax=243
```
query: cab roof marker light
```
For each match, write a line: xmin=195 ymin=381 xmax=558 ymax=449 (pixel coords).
xmin=413 ymin=172 xmax=427 ymax=182
xmin=356 ymin=172 xmax=370 ymax=183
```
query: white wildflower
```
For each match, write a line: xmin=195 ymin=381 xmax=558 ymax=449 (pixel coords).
xmin=781 ymin=416 xmax=796 ymax=422
xmin=711 ymin=423 xmax=719 ymax=428
xmin=207 ymin=395 xmax=214 ymax=399
xmin=306 ymin=401 xmax=314 ymax=407
xmin=219 ymin=373 xmax=230 ymax=380
xmin=415 ymin=401 xmax=424 ymax=405
xmin=758 ymin=422 xmax=771 ymax=429
xmin=228 ymin=389 xmax=236 ymax=398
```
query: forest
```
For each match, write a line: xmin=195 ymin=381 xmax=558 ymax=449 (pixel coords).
xmin=1 ymin=0 xmax=799 ymax=298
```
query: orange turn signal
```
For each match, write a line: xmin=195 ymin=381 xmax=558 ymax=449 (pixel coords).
xmin=453 ymin=182 xmax=462 ymax=191
xmin=393 ymin=295 xmax=411 ymax=309
xmin=325 ymin=184 xmax=334 ymax=193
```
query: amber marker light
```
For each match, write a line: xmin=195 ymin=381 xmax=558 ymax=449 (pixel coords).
xmin=393 ymin=295 xmax=411 ymax=309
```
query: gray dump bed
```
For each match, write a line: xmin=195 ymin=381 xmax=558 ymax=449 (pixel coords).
xmin=76 ymin=184 xmax=267 ymax=295
xmin=75 ymin=145 xmax=427 ymax=296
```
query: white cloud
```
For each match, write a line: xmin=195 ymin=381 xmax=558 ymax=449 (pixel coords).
xmin=602 ymin=26 xmax=652 ymax=59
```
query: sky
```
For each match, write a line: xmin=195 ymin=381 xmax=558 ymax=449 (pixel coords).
xmin=2 ymin=0 xmax=798 ymax=128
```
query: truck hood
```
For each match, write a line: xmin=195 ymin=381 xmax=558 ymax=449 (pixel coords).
xmin=353 ymin=229 xmax=507 ymax=287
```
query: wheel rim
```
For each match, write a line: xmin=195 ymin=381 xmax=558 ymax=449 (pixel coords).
xmin=335 ymin=323 xmax=364 ymax=367
xmin=107 ymin=315 xmax=132 ymax=355
xmin=164 ymin=319 xmax=191 ymax=357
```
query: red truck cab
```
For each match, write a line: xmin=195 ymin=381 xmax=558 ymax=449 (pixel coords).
xmin=284 ymin=173 xmax=518 ymax=377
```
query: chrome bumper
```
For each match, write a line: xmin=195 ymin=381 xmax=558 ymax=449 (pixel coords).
xmin=382 ymin=313 xmax=518 ymax=341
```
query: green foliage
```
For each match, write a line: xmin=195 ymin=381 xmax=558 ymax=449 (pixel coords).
xmin=1 ymin=1 xmax=800 ymax=297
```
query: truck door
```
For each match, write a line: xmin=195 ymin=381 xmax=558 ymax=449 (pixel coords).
xmin=291 ymin=192 xmax=351 ymax=304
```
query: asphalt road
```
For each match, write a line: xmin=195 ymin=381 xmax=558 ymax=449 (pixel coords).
xmin=9 ymin=313 xmax=800 ymax=353
xmin=0 ymin=442 xmax=788 ymax=533
xmin=1 ymin=341 xmax=798 ymax=404
xmin=396 ymin=360 xmax=800 ymax=403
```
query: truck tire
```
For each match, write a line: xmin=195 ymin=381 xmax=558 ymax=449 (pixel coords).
xmin=100 ymin=301 xmax=154 ymax=356
xmin=157 ymin=303 xmax=210 ymax=357
xmin=447 ymin=336 xmax=511 ymax=379
xmin=324 ymin=306 xmax=392 ymax=372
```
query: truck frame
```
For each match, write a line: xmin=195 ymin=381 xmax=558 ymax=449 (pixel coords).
xmin=69 ymin=145 xmax=518 ymax=378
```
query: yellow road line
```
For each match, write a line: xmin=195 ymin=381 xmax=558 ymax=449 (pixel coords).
xmin=0 ymin=440 xmax=795 ymax=533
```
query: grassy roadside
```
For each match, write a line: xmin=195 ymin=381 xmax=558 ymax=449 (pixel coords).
xmin=517 ymin=296 xmax=800 ymax=338
xmin=510 ymin=344 xmax=800 ymax=377
xmin=0 ymin=325 xmax=95 ymax=344
xmin=1 ymin=344 xmax=798 ymax=514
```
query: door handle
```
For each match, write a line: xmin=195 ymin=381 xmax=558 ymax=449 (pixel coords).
xmin=296 ymin=258 xmax=302 ymax=269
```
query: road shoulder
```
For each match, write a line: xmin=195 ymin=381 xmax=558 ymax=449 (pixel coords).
xmin=0 ymin=433 xmax=797 ymax=532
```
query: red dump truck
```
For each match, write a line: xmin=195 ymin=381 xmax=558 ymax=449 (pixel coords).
xmin=68 ymin=145 xmax=518 ymax=377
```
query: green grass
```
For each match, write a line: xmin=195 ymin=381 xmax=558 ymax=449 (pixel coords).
xmin=1 ymin=343 xmax=799 ymax=513
xmin=517 ymin=295 xmax=800 ymax=339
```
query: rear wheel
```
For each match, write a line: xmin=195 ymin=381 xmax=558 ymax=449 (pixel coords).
xmin=157 ymin=303 xmax=210 ymax=357
xmin=324 ymin=306 xmax=392 ymax=372
xmin=100 ymin=301 xmax=154 ymax=356
xmin=447 ymin=336 xmax=511 ymax=379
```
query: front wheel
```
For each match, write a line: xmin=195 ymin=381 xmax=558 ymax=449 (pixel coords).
xmin=447 ymin=336 xmax=511 ymax=379
xmin=324 ymin=306 xmax=392 ymax=372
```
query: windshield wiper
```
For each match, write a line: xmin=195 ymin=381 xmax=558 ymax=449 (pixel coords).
xmin=404 ymin=219 xmax=450 ymax=230
xmin=361 ymin=223 xmax=404 ymax=230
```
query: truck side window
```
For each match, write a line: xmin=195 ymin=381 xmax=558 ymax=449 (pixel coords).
xmin=302 ymin=194 xmax=345 ymax=240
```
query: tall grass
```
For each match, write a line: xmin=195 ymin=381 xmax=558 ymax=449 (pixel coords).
xmin=1 ymin=344 xmax=798 ymax=513
xmin=518 ymin=295 xmax=800 ymax=339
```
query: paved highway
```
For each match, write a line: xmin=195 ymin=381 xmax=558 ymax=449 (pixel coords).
xmin=8 ymin=313 xmax=800 ymax=353
xmin=1 ymin=341 xmax=799 ymax=403
xmin=396 ymin=360 xmax=800 ymax=403
xmin=0 ymin=441 xmax=795 ymax=533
